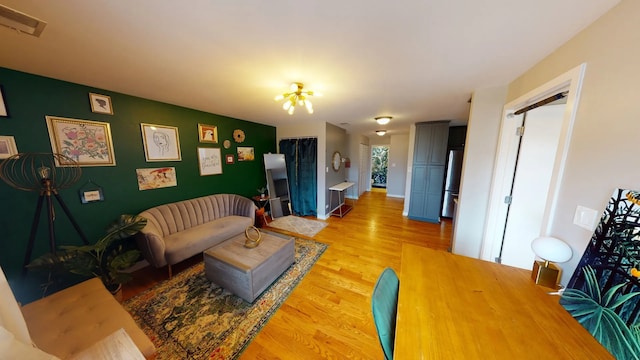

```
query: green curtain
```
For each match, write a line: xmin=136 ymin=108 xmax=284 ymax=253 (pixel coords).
xmin=279 ymin=138 xmax=317 ymax=216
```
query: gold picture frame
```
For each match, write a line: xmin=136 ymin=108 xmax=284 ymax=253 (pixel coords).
xmin=198 ymin=123 xmax=218 ymax=143
xmin=197 ymin=147 xmax=222 ymax=175
xmin=0 ymin=135 xmax=18 ymax=159
xmin=140 ymin=123 xmax=182 ymax=162
xmin=45 ymin=116 xmax=116 ymax=166
xmin=89 ymin=93 xmax=114 ymax=115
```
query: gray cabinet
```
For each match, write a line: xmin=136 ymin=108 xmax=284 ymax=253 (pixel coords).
xmin=408 ymin=121 xmax=450 ymax=223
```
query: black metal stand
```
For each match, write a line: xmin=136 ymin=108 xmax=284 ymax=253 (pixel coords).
xmin=22 ymin=179 xmax=89 ymax=274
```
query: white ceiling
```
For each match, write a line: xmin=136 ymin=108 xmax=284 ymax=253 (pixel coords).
xmin=0 ymin=0 xmax=620 ymax=138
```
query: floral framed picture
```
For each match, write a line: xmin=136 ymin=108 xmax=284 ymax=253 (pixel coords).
xmin=197 ymin=147 xmax=222 ymax=176
xmin=237 ymin=146 xmax=254 ymax=161
xmin=198 ymin=123 xmax=218 ymax=143
xmin=45 ymin=116 xmax=116 ymax=166
xmin=89 ymin=93 xmax=113 ymax=115
xmin=0 ymin=135 xmax=18 ymax=159
xmin=141 ymin=123 xmax=182 ymax=162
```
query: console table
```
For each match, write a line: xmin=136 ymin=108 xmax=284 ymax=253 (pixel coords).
xmin=329 ymin=181 xmax=355 ymax=217
xmin=394 ymin=244 xmax=612 ymax=359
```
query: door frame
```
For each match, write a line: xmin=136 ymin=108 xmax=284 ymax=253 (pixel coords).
xmin=480 ymin=63 xmax=586 ymax=263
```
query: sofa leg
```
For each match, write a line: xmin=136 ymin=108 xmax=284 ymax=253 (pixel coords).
xmin=167 ymin=264 xmax=172 ymax=279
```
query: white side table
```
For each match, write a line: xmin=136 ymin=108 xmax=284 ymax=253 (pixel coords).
xmin=329 ymin=181 xmax=355 ymax=217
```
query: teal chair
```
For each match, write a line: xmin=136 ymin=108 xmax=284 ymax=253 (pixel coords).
xmin=371 ymin=267 xmax=400 ymax=360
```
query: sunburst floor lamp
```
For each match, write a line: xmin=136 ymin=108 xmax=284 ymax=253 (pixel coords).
xmin=0 ymin=153 xmax=88 ymax=273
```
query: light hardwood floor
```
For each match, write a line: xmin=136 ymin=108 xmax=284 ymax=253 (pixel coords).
xmin=124 ymin=189 xmax=452 ymax=359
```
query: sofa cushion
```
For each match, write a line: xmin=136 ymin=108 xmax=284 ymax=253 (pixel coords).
xmin=164 ymin=215 xmax=253 ymax=265
xmin=0 ymin=325 xmax=60 ymax=360
xmin=21 ymin=277 xmax=155 ymax=359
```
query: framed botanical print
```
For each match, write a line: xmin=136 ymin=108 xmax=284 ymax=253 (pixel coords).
xmin=45 ymin=116 xmax=116 ymax=166
xmin=198 ymin=123 xmax=218 ymax=143
xmin=141 ymin=123 xmax=182 ymax=162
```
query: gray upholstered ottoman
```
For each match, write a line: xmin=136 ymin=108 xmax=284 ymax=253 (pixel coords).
xmin=203 ymin=230 xmax=295 ymax=302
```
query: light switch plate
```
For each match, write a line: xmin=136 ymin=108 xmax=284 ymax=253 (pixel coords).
xmin=573 ymin=205 xmax=600 ymax=231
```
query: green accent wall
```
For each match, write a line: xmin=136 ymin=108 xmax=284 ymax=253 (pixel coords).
xmin=0 ymin=67 xmax=275 ymax=300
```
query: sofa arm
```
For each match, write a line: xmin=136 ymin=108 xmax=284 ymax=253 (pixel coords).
xmin=233 ymin=196 xmax=258 ymax=221
xmin=135 ymin=222 xmax=167 ymax=268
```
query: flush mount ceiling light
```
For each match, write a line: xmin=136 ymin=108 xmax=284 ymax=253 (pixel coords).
xmin=274 ymin=82 xmax=320 ymax=115
xmin=375 ymin=116 xmax=392 ymax=125
xmin=0 ymin=4 xmax=47 ymax=37
xmin=376 ymin=130 xmax=387 ymax=136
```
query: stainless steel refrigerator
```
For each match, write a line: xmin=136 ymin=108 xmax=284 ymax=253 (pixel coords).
xmin=441 ymin=149 xmax=463 ymax=218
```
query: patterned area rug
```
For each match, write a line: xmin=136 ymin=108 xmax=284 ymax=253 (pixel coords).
xmin=123 ymin=237 xmax=327 ymax=359
xmin=267 ymin=215 xmax=328 ymax=238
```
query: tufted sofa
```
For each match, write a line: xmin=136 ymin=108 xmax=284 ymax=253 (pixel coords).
xmin=135 ymin=193 xmax=257 ymax=277
xmin=0 ymin=266 xmax=154 ymax=359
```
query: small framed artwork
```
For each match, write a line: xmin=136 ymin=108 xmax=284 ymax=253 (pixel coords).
xmin=0 ymin=87 xmax=7 ymax=117
xmin=78 ymin=179 xmax=104 ymax=204
xmin=237 ymin=146 xmax=255 ymax=161
xmin=45 ymin=116 xmax=116 ymax=166
xmin=0 ymin=135 xmax=18 ymax=159
xmin=198 ymin=123 xmax=218 ymax=143
xmin=225 ymin=154 xmax=234 ymax=164
xmin=141 ymin=123 xmax=182 ymax=162
xmin=197 ymin=147 xmax=222 ymax=176
xmin=89 ymin=93 xmax=114 ymax=115
xmin=136 ymin=167 xmax=177 ymax=190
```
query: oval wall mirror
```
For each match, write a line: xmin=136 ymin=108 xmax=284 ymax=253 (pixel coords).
xmin=332 ymin=151 xmax=341 ymax=171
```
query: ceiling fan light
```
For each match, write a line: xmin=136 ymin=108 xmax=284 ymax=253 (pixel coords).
xmin=305 ymin=100 xmax=313 ymax=113
xmin=276 ymin=82 xmax=317 ymax=114
xmin=283 ymin=101 xmax=291 ymax=110
xmin=375 ymin=116 xmax=392 ymax=125
xmin=274 ymin=94 xmax=285 ymax=101
xmin=376 ymin=130 xmax=386 ymax=136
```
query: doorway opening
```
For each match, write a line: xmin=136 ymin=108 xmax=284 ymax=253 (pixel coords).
xmin=371 ymin=145 xmax=389 ymax=189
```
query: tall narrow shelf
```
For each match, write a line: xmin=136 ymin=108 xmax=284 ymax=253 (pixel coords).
xmin=329 ymin=182 xmax=355 ymax=217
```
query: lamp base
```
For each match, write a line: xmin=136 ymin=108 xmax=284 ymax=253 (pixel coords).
xmin=531 ymin=260 xmax=561 ymax=288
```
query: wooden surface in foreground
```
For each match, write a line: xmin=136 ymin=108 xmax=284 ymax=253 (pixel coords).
xmin=395 ymin=244 xmax=612 ymax=359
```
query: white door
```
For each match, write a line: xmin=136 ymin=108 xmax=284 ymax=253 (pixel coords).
xmin=500 ymin=104 xmax=566 ymax=268
xmin=480 ymin=64 xmax=585 ymax=265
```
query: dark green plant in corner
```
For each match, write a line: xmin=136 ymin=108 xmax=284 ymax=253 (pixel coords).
xmin=28 ymin=214 xmax=147 ymax=293
xmin=560 ymin=265 xmax=640 ymax=359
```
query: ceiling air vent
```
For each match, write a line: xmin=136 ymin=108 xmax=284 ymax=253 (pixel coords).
xmin=0 ymin=4 xmax=46 ymax=37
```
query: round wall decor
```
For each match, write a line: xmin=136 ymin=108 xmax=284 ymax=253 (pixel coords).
xmin=223 ymin=139 xmax=231 ymax=149
xmin=233 ymin=129 xmax=245 ymax=143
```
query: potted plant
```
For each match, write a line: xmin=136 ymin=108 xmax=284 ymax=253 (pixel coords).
xmin=28 ymin=214 xmax=147 ymax=297
xmin=257 ymin=185 xmax=268 ymax=199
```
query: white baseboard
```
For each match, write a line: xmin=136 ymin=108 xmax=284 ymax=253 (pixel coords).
xmin=386 ymin=194 xmax=404 ymax=199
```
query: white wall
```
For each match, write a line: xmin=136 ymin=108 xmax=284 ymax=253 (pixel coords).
xmin=453 ymin=86 xmax=507 ymax=258
xmin=402 ymin=124 xmax=416 ymax=216
xmin=387 ymin=134 xmax=409 ymax=198
xmin=503 ymin=0 xmax=640 ymax=284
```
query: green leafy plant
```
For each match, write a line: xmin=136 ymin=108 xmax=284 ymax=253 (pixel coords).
xmin=560 ymin=265 xmax=640 ymax=359
xmin=28 ymin=214 xmax=147 ymax=292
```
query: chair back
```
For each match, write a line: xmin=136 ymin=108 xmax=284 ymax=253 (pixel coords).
xmin=371 ymin=267 xmax=399 ymax=360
